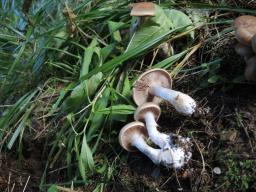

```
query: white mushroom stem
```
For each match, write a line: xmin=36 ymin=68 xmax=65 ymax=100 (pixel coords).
xmin=149 ymin=86 xmax=196 ymax=116
xmin=131 ymin=135 xmax=189 ymax=168
xmin=144 ymin=112 xmax=172 ymax=149
xmin=132 ymin=135 xmax=160 ymax=164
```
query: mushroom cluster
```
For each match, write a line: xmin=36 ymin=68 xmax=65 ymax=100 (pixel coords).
xmin=233 ymin=15 xmax=256 ymax=81
xmin=119 ymin=69 xmax=196 ymax=169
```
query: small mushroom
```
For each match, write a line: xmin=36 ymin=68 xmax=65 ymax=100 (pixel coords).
xmin=134 ymin=102 xmax=172 ymax=149
xmin=129 ymin=2 xmax=155 ymax=38
xmin=245 ymin=56 xmax=256 ymax=81
xmin=119 ymin=122 xmax=190 ymax=168
xmin=133 ymin=69 xmax=196 ymax=116
xmin=233 ymin=15 xmax=256 ymax=45
xmin=235 ymin=43 xmax=254 ymax=61
xmin=252 ymin=34 xmax=256 ymax=53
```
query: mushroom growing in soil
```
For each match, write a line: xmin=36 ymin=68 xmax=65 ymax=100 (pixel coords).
xmin=235 ymin=43 xmax=254 ymax=61
xmin=119 ymin=122 xmax=190 ymax=168
xmin=233 ymin=15 xmax=256 ymax=45
xmin=134 ymin=102 xmax=172 ymax=150
xmin=245 ymin=56 xmax=256 ymax=81
xmin=129 ymin=2 xmax=155 ymax=38
xmin=133 ymin=69 xmax=196 ymax=116
xmin=129 ymin=2 xmax=172 ymax=58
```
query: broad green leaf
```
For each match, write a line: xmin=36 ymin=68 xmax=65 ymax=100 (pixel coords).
xmin=80 ymin=134 xmax=95 ymax=173
xmin=80 ymin=38 xmax=98 ymax=78
xmin=86 ymin=72 xmax=103 ymax=96
xmin=96 ymin=104 xmax=135 ymax=115
xmin=126 ymin=4 xmax=173 ymax=51
xmin=62 ymin=82 xmax=89 ymax=112
xmin=165 ymin=9 xmax=194 ymax=38
xmin=108 ymin=21 xmax=125 ymax=42
xmin=62 ymin=38 xmax=103 ymax=112
xmin=122 ymin=72 xmax=131 ymax=98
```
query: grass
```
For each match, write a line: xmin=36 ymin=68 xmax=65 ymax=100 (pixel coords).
xmin=0 ymin=0 xmax=256 ymax=191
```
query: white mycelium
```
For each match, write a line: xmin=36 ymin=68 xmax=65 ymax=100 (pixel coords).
xmin=131 ymin=134 xmax=192 ymax=168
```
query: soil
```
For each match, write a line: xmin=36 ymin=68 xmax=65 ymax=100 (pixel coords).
xmin=0 ymin=147 xmax=43 ymax=191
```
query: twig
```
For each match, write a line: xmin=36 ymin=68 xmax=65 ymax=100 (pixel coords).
xmin=8 ymin=172 xmax=11 ymax=192
xmin=10 ymin=183 xmax=15 ymax=192
xmin=192 ymin=136 xmax=206 ymax=174
xmin=22 ymin=175 xmax=30 ymax=192
xmin=174 ymin=168 xmax=182 ymax=191
xmin=56 ymin=186 xmax=78 ymax=192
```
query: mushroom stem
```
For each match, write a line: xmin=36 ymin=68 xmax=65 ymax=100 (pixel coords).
xmin=144 ymin=112 xmax=172 ymax=149
xmin=131 ymin=135 xmax=160 ymax=164
xmin=149 ymin=86 xmax=196 ymax=116
xmin=131 ymin=134 xmax=189 ymax=168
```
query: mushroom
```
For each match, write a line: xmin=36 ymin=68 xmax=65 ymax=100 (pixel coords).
xmin=133 ymin=69 xmax=196 ymax=116
xmin=245 ymin=56 xmax=256 ymax=81
xmin=134 ymin=102 xmax=172 ymax=149
xmin=233 ymin=15 xmax=256 ymax=45
xmin=252 ymin=34 xmax=256 ymax=53
xmin=235 ymin=43 xmax=254 ymax=61
xmin=119 ymin=122 xmax=190 ymax=168
xmin=129 ymin=2 xmax=155 ymax=38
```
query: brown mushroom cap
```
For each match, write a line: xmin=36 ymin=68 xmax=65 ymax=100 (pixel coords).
xmin=235 ymin=43 xmax=254 ymax=60
xmin=130 ymin=2 xmax=155 ymax=16
xmin=233 ymin=15 xmax=256 ymax=45
xmin=133 ymin=69 xmax=172 ymax=106
xmin=119 ymin=122 xmax=148 ymax=152
xmin=245 ymin=56 xmax=256 ymax=81
xmin=252 ymin=34 xmax=256 ymax=53
xmin=134 ymin=102 xmax=161 ymax=122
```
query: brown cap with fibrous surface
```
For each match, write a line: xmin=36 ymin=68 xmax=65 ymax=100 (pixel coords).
xmin=134 ymin=102 xmax=161 ymax=122
xmin=235 ymin=43 xmax=254 ymax=60
xmin=233 ymin=15 xmax=256 ymax=45
xmin=252 ymin=34 xmax=256 ymax=53
xmin=245 ymin=56 xmax=256 ymax=81
xmin=133 ymin=69 xmax=172 ymax=106
xmin=119 ymin=122 xmax=148 ymax=152
xmin=130 ymin=2 xmax=155 ymax=16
